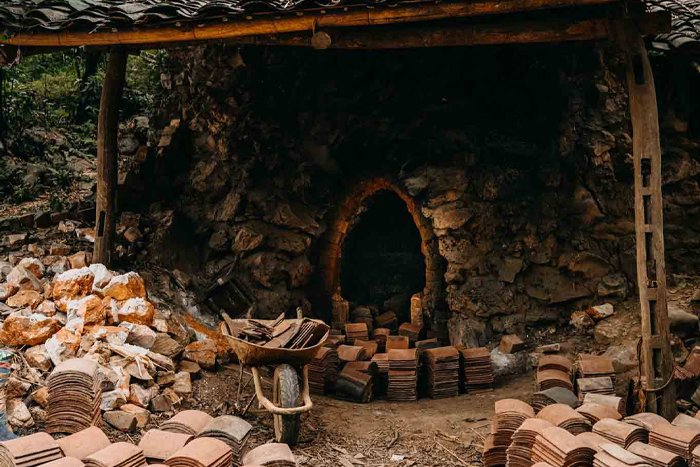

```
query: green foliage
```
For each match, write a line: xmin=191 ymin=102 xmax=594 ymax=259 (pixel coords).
xmin=0 ymin=48 xmax=164 ymax=205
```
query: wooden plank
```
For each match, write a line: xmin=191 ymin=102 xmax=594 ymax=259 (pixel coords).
xmin=612 ymin=19 xmax=676 ymax=420
xmin=93 ymin=50 xmax=128 ymax=267
xmin=1 ymin=0 xmax=628 ymax=48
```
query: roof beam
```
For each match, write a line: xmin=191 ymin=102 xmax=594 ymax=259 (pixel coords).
xmin=2 ymin=0 xmax=630 ymax=48
xmin=228 ymin=12 xmax=671 ymax=49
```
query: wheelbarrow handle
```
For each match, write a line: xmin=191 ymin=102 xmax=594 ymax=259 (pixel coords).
xmin=251 ymin=365 xmax=314 ymax=416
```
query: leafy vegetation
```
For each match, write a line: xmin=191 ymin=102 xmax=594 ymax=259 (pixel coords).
xmin=0 ymin=48 xmax=164 ymax=205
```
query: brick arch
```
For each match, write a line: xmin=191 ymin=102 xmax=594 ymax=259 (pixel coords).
xmin=314 ymin=176 xmax=446 ymax=327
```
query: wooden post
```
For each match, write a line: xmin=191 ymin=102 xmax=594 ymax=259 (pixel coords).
xmin=614 ymin=20 xmax=677 ymax=419
xmin=93 ymin=50 xmax=127 ymax=267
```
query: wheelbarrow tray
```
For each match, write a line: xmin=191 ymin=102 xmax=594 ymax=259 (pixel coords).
xmin=224 ymin=319 xmax=329 ymax=366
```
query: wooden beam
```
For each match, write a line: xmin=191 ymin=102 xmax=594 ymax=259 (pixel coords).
xmin=93 ymin=50 xmax=127 ymax=267
xmin=229 ymin=13 xmax=669 ymax=49
xmin=613 ymin=19 xmax=676 ymax=420
xmin=1 ymin=0 xmax=626 ymax=48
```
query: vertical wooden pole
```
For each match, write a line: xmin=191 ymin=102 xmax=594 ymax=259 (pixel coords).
xmin=614 ymin=20 xmax=676 ymax=419
xmin=93 ymin=50 xmax=127 ymax=267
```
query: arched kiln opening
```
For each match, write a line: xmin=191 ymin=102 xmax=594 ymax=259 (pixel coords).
xmin=314 ymin=177 xmax=446 ymax=331
xmin=340 ymin=191 xmax=426 ymax=325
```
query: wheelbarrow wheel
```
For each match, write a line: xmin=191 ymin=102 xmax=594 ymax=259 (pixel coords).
xmin=273 ymin=364 xmax=301 ymax=445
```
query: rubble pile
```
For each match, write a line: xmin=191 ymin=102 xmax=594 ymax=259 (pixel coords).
xmin=0 ymin=248 xmax=225 ymax=432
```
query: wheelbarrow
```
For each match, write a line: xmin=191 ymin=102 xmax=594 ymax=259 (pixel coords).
xmin=223 ymin=317 xmax=329 ymax=445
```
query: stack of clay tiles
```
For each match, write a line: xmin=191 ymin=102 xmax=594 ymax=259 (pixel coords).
xmin=623 ymin=413 xmax=670 ymax=432
xmin=576 ymin=356 xmax=616 ymax=401
xmin=337 ymin=345 xmax=367 ymax=364
xmin=576 ymin=404 xmax=622 ymax=425
xmin=458 ymin=347 xmax=494 ymax=393
xmin=506 ymin=419 xmax=555 ymax=467
xmin=649 ymin=420 xmax=700 ymax=463
xmin=47 ymin=359 xmax=102 ymax=434
xmin=345 ymin=323 xmax=369 ymax=345
xmin=84 ymin=443 xmax=146 ymax=467
xmin=531 ymin=426 xmax=596 ymax=467
xmin=0 ymin=432 xmax=63 ymax=467
xmin=371 ymin=353 xmax=390 ymax=375
xmin=672 ymin=413 xmax=700 ymax=430
xmin=577 ymin=378 xmax=615 ymax=402
xmin=584 ymin=394 xmax=626 ymax=417
xmin=371 ymin=353 xmax=389 ymax=393
xmin=537 ymin=356 xmax=574 ymax=392
xmin=385 ymin=336 xmax=409 ymax=351
xmin=196 ymin=416 xmax=252 ymax=465
xmin=593 ymin=443 xmax=654 ymax=467
xmin=138 ymin=431 xmax=192 ymax=464
xmin=56 ymin=426 xmax=111 ymax=460
xmin=577 ymin=432 xmax=613 ymax=453
xmin=422 ymin=347 xmax=459 ymax=399
xmin=628 ymin=442 xmax=685 ymax=467
xmin=387 ymin=349 xmax=419 ymax=402
xmin=309 ymin=347 xmax=339 ymax=395
xmin=531 ymin=388 xmax=579 ymax=414
xmin=353 ymin=340 xmax=379 ymax=359
xmin=241 ymin=443 xmax=295 ymax=467
xmin=160 ymin=410 xmax=213 ymax=436
xmin=593 ymin=420 xmax=648 ymax=448
xmin=485 ymin=400 xmax=535 ymax=467
xmin=537 ymin=404 xmax=591 ymax=435
xmin=398 ymin=323 xmax=422 ymax=344
xmin=372 ymin=328 xmax=390 ymax=352
xmin=164 ymin=438 xmax=232 ymax=467
xmin=335 ymin=366 xmax=374 ymax=402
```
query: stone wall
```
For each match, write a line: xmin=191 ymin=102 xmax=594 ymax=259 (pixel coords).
xmin=131 ymin=42 xmax=700 ymax=347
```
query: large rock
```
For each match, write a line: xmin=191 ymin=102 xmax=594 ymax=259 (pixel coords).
xmin=6 ymin=266 xmax=43 ymax=292
xmin=172 ymin=372 xmax=192 ymax=398
xmin=89 ymin=326 xmax=128 ymax=346
xmin=182 ymin=340 xmax=217 ymax=370
xmin=5 ymin=376 xmax=31 ymax=399
xmin=25 ymin=344 xmax=52 ymax=371
xmin=7 ymin=399 xmax=34 ymax=429
xmin=117 ymin=298 xmax=155 ymax=326
xmin=102 ymin=272 xmax=147 ymax=300
xmin=42 ymin=256 xmax=71 ymax=275
xmin=491 ymin=348 xmax=532 ymax=379
xmin=148 ymin=351 xmax=175 ymax=372
xmin=598 ymin=273 xmax=628 ymax=301
xmin=18 ymin=258 xmax=44 ymax=279
xmin=67 ymin=295 xmax=106 ymax=330
xmin=53 ymin=268 xmax=95 ymax=308
xmin=128 ymin=384 xmax=154 ymax=408
xmin=120 ymin=404 xmax=150 ymax=428
xmin=0 ymin=283 xmax=18 ymax=301
xmin=5 ymin=290 xmax=42 ymax=309
xmin=31 ymin=387 xmax=49 ymax=409
xmin=668 ymin=303 xmax=698 ymax=338
xmin=120 ymin=322 xmax=156 ymax=349
xmin=45 ymin=328 xmax=81 ymax=365
xmin=150 ymin=334 xmax=184 ymax=358
xmin=603 ymin=343 xmax=639 ymax=372
xmin=594 ymin=309 xmax=642 ymax=344
xmin=104 ymin=410 xmax=138 ymax=433
xmin=0 ymin=313 xmax=62 ymax=346
xmin=90 ymin=264 xmax=115 ymax=290
xmin=37 ymin=300 xmax=56 ymax=316
xmin=101 ymin=390 xmax=128 ymax=411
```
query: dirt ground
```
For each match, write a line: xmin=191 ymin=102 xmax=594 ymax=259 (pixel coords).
xmin=183 ymin=367 xmax=536 ymax=467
